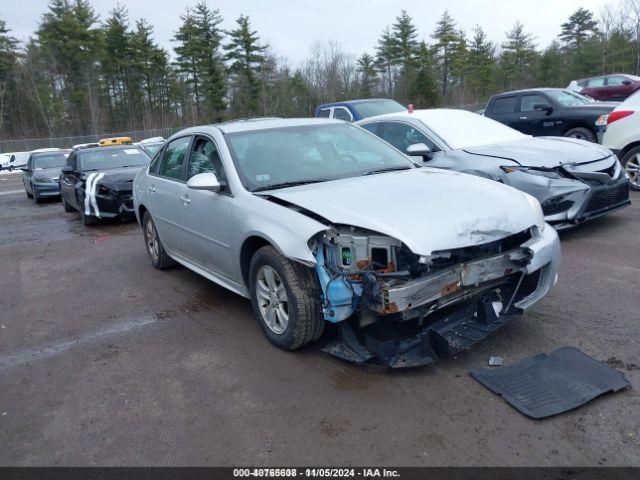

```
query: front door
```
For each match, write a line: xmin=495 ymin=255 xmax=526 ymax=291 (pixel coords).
xmin=179 ymin=136 xmax=235 ymax=279
xmin=516 ymin=93 xmax=560 ymax=136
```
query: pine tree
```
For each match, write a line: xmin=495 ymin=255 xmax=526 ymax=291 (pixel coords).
xmin=499 ymin=22 xmax=537 ymax=90
xmin=224 ymin=14 xmax=266 ymax=117
xmin=467 ymin=26 xmax=496 ymax=102
xmin=375 ymin=27 xmax=395 ymax=97
xmin=391 ymin=10 xmax=419 ymax=103
xmin=432 ymin=10 xmax=460 ymax=102
xmin=559 ymin=8 xmax=600 ymax=79
xmin=0 ymin=18 xmax=19 ymax=136
xmin=411 ymin=41 xmax=439 ymax=107
xmin=193 ymin=2 xmax=226 ymax=121
xmin=173 ymin=7 xmax=202 ymax=121
xmin=357 ymin=53 xmax=377 ymax=98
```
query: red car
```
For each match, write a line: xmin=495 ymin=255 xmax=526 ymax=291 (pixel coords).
xmin=568 ymin=74 xmax=640 ymax=101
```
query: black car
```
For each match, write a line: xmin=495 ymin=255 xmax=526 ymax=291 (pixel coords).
xmin=60 ymin=145 xmax=150 ymax=225
xmin=21 ymin=149 xmax=71 ymax=203
xmin=484 ymin=88 xmax=618 ymax=142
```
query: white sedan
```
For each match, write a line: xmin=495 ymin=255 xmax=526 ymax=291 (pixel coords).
xmin=601 ymin=90 xmax=640 ymax=190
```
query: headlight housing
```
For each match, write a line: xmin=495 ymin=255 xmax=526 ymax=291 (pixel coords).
xmin=501 ymin=165 xmax=564 ymax=179
xmin=522 ymin=192 xmax=546 ymax=232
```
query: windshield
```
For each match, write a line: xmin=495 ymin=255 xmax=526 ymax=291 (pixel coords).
xmin=352 ymin=100 xmax=406 ymax=119
xmin=79 ymin=147 xmax=150 ymax=171
xmin=33 ymin=152 xmax=70 ymax=169
xmin=547 ymin=90 xmax=592 ymax=106
xmin=226 ymin=123 xmax=416 ymax=192
xmin=420 ymin=110 xmax=526 ymax=149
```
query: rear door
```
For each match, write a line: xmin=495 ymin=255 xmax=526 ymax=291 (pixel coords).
xmin=178 ymin=135 xmax=235 ymax=279
xmin=332 ymin=106 xmax=354 ymax=122
xmin=583 ymin=76 xmax=607 ymax=100
xmin=486 ymin=95 xmax=520 ymax=128
xmin=146 ymin=135 xmax=193 ymax=256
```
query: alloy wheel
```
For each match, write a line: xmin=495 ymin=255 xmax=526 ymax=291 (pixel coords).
xmin=255 ymin=265 xmax=289 ymax=334
xmin=145 ymin=219 xmax=159 ymax=261
xmin=626 ymin=155 xmax=640 ymax=188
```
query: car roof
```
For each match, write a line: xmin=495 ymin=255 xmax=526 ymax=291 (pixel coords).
xmin=316 ymin=98 xmax=397 ymax=109
xmin=176 ymin=117 xmax=344 ymax=135
xmin=358 ymin=108 xmax=475 ymax=123
xmin=32 ymin=149 xmax=71 ymax=155
xmin=491 ymin=88 xmax=565 ymax=96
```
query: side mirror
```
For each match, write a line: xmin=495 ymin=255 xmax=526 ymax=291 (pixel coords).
xmin=187 ymin=172 xmax=221 ymax=192
xmin=61 ymin=166 xmax=74 ymax=173
xmin=533 ymin=104 xmax=553 ymax=113
xmin=406 ymin=143 xmax=433 ymax=160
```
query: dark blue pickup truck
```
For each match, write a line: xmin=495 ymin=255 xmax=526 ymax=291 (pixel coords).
xmin=314 ymin=98 xmax=406 ymax=121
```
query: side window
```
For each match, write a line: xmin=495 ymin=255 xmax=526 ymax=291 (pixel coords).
xmin=333 ymin=107 xmax=353 ymax=122
xmin=187 ymin=137 xmax=228 ymax=186
xmin=606 ymin=76 xmax=626 ymax=86
xmin=158 ymin=136 xmax=191 ymax=180
xmin=492 ymin=96 xmax=518 ymax=114
xmin=521 ymin=94 xmax=549 ymax=112
xmin=379 ymin=122 xmax=437 ymax=153
xmin=360 ymin=123 xmax=380 ymax=135
xmin=318 ymin=108 xmax=331 ymax=118
xmin=587 ymin=77 xmax=605 ymax=87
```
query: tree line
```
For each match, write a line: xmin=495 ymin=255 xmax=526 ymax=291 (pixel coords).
xmin=1 ymin=0 xmax=640 ymax=140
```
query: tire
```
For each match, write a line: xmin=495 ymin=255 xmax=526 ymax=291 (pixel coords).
xmin=564 ymin=127 xmax=596 ymax=143
xmin=249 ymin=246 xmax=324 ymax=351
xmin=142 ymin=212 xmax=175 ymax=269
xmin=33 ymin=185 xmax=42 ymax=203
xmin=621 ymin=146 xmax=640 ymax=191
xmin=62 ymin=194 xmax=74 ymax=212
xmin=25 ymin=189 xmax=33 ymax=199
xmin=80 ymin=208 xmax=98 ymax=226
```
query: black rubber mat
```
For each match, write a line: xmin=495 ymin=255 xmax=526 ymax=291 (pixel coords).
xmin=469 ymin=347 xmax=631 ymax=419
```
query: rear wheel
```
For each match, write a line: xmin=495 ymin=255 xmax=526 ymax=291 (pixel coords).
xmin=142 ymin=212 xmax=175 ymax=269
xmin=249 ymin=246 xmax=324 ymax=350
xmin=621 ymin=147 xmax=640 ymax=191
xmin=564 ymin=127 xmax=596 ymax=143
xmin=62 ymin=194 xmax=74 ymax=212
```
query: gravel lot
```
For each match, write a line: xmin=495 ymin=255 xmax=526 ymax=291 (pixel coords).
xmin=0 ymin=170 xmax=638 ymax=466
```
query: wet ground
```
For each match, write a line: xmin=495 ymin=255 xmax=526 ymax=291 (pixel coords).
xmin=0 ymin=170 xmax=639 ymax=466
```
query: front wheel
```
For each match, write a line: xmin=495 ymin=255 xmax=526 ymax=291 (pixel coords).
xmin=564 ymin=127 xmax=596 ymax=143
xmin=33 ymin=185 xmax=42 ymax=203
xmin=62 ymin=194 xmax=74 ymax=212
xmin=249 ymin=246 xmax=324 ymax=350
xmin=621 ymin=147 xmax=640 ymax=191
xmin=80 ymin=208 xmax=98 ymax=226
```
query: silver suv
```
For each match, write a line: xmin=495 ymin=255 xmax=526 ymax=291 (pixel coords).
xmin=133 ymin=118 xmax=560 ymax=367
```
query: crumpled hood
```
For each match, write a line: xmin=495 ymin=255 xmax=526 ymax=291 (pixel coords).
xmin=265 ymin=168 xmax=538 ymax=255
xmin=81 ymin=166 xmax=143 ymax=191
xmin=463 ymin=137 xmax=613 ymax=168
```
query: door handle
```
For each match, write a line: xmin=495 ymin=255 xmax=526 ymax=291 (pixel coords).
xmin=519 ymin=116 xmax=528 ymax=120
xmin=179 ymin=194 xmax=191 ymax=205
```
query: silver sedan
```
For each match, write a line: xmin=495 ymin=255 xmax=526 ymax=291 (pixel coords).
xmin=133 ymin=118 xmax=560 ymax=367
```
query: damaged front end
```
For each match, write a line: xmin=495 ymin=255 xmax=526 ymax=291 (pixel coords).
xmin=311 ymin=224 xmax=560 ymax=368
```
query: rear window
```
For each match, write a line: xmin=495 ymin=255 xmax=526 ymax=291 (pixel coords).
xmin=491 ymin=96 xmax=517 ymax=114
xmin=351 ymin=100 xmax=406 ymax=119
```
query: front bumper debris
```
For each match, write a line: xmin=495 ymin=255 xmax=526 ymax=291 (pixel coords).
xmin=322 ymin=226 xmax=560 ymax=368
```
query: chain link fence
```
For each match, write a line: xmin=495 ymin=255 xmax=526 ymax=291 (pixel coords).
xmin=0 ymin=127 xmax=186 ymax=154
xmin=0 ymin=102 xmax=490 ymax=153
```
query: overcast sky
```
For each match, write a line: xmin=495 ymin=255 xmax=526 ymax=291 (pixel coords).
xmin=3 ymin=0 xmax=614 ymax=64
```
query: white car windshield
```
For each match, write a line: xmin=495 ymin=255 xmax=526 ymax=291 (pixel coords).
xmin=79 ymin=147 xmax=150 ymax=171
xmin=417 ymin=110 xmax=527 ymax=149
xmin=226 ymin=123 xmax=416 ymax=192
